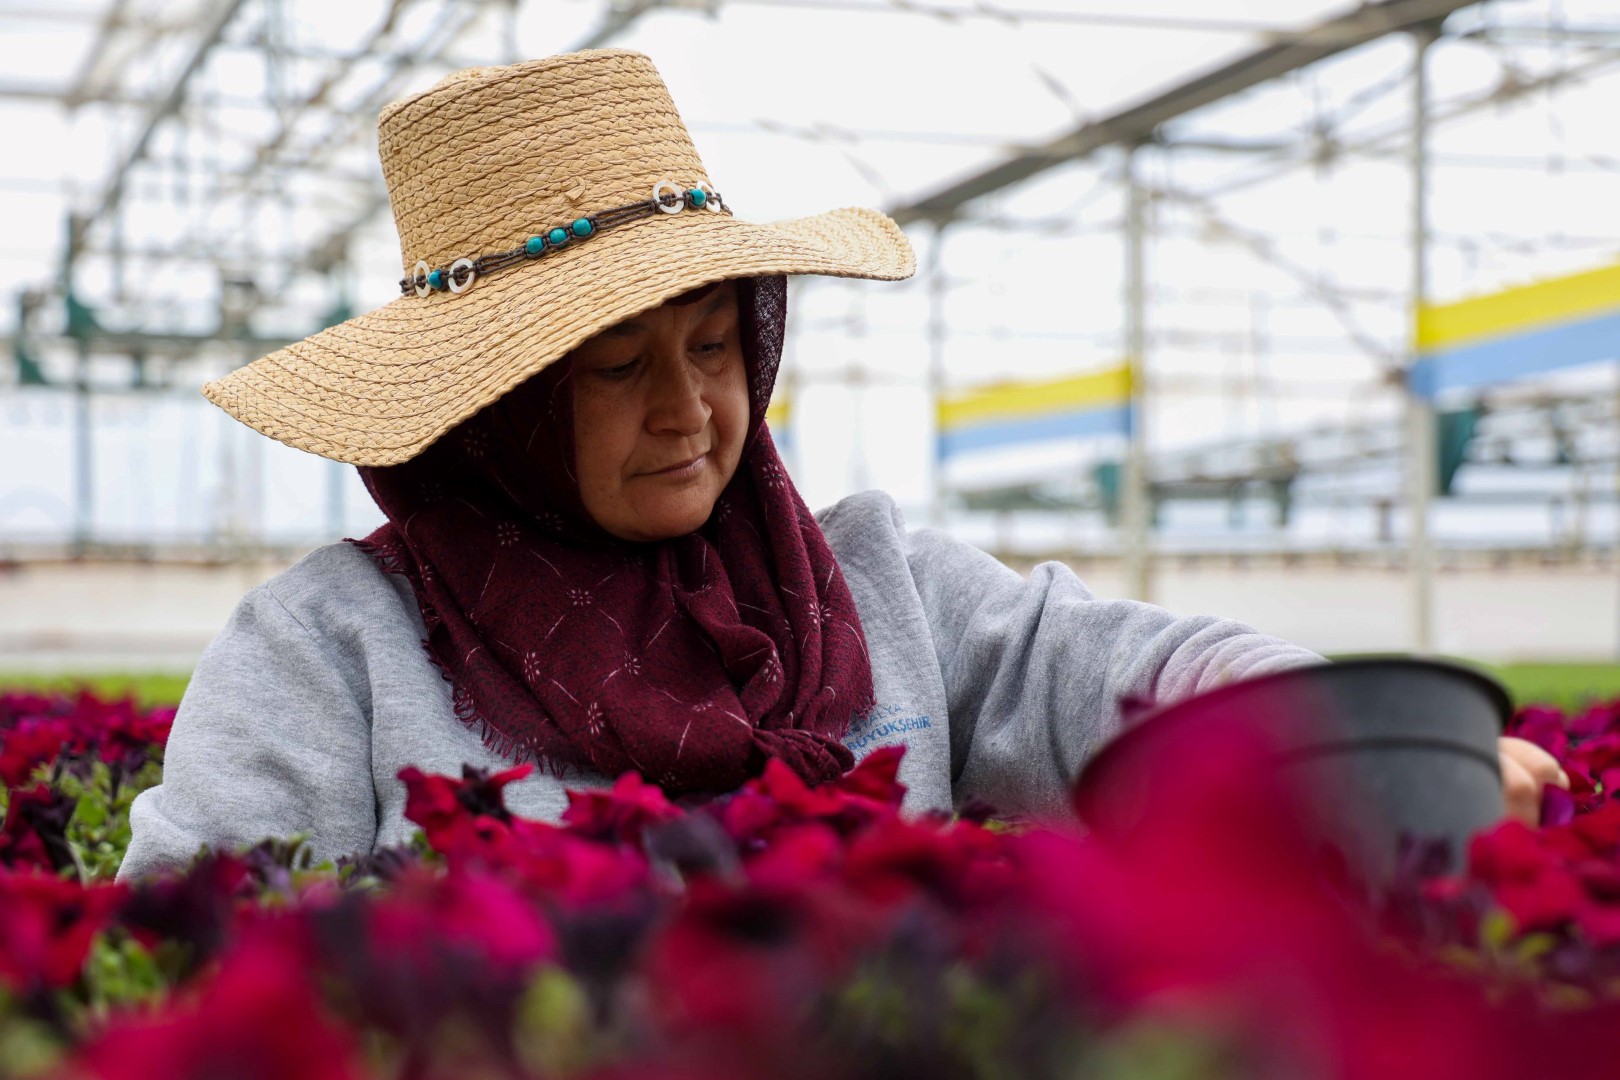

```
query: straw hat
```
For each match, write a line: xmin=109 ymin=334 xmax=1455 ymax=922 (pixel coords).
xmin=202 ymin=49 xmax=916 ymax=467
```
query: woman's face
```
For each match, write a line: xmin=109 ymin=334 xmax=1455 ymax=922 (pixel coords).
xmin=569 ymin=281 xmax=750 ymax=542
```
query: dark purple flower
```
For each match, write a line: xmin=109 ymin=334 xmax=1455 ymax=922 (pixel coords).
xmin=0 ymin=782 xmax=76 ymax=873
xmin=119 ymin=852 xmax=256 ymax=976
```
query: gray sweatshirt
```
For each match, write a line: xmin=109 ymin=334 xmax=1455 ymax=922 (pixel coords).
xmin=118 ymin=490 xmax=1321 ymax=881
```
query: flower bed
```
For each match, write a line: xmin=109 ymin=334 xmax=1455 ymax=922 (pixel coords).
xmin=3 ymin=687 xmax=1620 ymax=1078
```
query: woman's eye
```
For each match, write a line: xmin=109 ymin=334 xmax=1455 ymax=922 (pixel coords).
xmin=596 ymin=358 xmax=639 ymax=379
xmin=696 ymin=341 xmax=727 ymax=356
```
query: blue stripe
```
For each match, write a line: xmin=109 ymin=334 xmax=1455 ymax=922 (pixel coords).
xmin=1410 ymin=308 xmax=1620 ymax=398
xmin=938 ymin=404 xmax=1132 ymax=459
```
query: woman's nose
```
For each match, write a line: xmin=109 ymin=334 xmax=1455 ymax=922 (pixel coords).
xmin=644 ymin=354 xmax=709 ymax=436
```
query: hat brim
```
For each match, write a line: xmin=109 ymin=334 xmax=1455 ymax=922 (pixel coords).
xmin=202 ymin=206 xmax=915 ymax=467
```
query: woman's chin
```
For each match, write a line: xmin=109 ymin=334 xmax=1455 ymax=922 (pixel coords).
xmin=617 ymin=491 xmax=720 ymax=542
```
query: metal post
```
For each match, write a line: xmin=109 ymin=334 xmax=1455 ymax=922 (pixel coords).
xmin=503 ymin=0 xmax=521 ymax=63
xmin=1122 ymin=145 xmax=1152 ymax=602
xmin=1405 ymin=27 xmax=1437 ymax=654
xmin=242 ymin=383 xmax=263 ymax=556
xmin=849 ymin=289 xmax=872 ymax=493
xmin=326 ymin=458 xmax=346 ymax=539
xmin=217 ymin=402 xmax=236 ymax=549
xmin=927 ymin=222 xmax=949 ymax=528
xmin=72 ymin=337 xmax=92 ymax=558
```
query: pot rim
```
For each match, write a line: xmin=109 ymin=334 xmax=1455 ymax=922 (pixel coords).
xmin=1135 ymin=654 xmax=1510 ymax=732
xmin=1076 ymin=655 xmax=1512 ymax=808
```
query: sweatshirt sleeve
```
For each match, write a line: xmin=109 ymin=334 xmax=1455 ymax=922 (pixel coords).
xmin=901 ymin=522 xmax=1325 ymax=820
xmin=117 ymin=582 xmax=378 ymax=882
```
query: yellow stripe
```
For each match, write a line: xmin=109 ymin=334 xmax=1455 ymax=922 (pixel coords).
xmin=1418 ymin=261 xmax=1620 ymax=353
xmin=938 ymin=365 xmax=1132 ymax=430
xmin=765 ymin=396 xmax=791 ymax=428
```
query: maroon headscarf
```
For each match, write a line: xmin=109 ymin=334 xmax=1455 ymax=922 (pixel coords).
xmin=348 ymin=276 xmax=874 ymax=795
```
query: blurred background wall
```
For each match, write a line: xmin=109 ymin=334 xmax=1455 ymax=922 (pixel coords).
xmin=2 ymin=0 xmax=1618 ymax=676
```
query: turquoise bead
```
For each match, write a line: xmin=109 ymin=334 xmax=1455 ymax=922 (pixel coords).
xmin=427 ymin=268 xmax=445 ymax=290
xmin=688 ymin=188 xmax=706 ymax=208
xmin=526 ymin=235 xmax=545 ymax=255
xmin=548 ymin=228 xmax=569 ymax=246
xmin=571 ymin=217 xmax=594 ymax=237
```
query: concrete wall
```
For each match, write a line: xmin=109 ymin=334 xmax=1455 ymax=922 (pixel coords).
xmin=2 ymin=554 xmax=1616 ymax=673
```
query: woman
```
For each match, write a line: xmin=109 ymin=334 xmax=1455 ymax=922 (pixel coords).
xmin=119 ymin=50 xmax=1562 ymax=882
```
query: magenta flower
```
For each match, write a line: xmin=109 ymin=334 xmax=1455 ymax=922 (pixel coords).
xmin=1510 ymin=704 xmax=1571 ymax=759
xmin=365 ymin=865 xmax=555 ymax=972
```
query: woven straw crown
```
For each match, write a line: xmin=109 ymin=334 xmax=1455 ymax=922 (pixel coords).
xmin=380 ymin=54 xmax=715 ymax=281
xmin=203 ymin=49 xmax=915 ymax=467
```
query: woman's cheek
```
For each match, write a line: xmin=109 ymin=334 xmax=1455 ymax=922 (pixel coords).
xmin=572 ymin=387 xmax=628 ymax=493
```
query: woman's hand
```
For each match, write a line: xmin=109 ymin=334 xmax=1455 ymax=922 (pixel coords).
xmin=1499 ymin=735 xmax=1570 ymax=826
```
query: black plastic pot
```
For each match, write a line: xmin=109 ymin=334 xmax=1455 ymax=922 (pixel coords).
xmin=1073 ymin=657 xmax=1511 ymax=888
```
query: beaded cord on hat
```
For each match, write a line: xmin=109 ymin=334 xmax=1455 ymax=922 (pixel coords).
xmin=399 ymin=180 xmax=726 ymax=298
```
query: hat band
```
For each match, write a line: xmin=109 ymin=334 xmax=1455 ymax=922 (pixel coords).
xmin=398 ymin=179 xmax=728 ymax=298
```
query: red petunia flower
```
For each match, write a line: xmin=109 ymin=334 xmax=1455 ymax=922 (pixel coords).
xmin=1469 ymin=822 xmax=1590 ymax=933
xmin=0 ymin=868 xmax=125 ymax=990
xmin=562 ymin=771 xmax=683 ymax=845
xmin=644 ymin=873 xmax=852 ymax=1036
xmin=0 ymin=716 xmax=76 ymax=787
xmin=398 ymin=762 xmax=534 ymax=858
xmin=718 ymin=748 xmax=907 ymax=846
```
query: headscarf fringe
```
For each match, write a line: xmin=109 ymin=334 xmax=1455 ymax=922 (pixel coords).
xmin=345 ymin=534 xmax=402 ymax=574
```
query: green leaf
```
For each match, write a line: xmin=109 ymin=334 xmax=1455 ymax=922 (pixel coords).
xmin=1479 ymin=908 xmax=1519 ymax=953
xmin=1513 ymin=932 xmax=1560 ymax=965
xmin=1079 ymin=1015 xmax=1242 ymax=1080
xmin=81 ymin=933 xmax=170 ymax=1015
xmin=0 ymin=1012 xmax=67 ymax=1078
xmin=514 ymin=967 xmax=600 ymax=1077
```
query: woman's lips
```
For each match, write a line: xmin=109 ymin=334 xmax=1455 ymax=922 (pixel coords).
xmin=644 ymin=453 xmax=706 ymax=479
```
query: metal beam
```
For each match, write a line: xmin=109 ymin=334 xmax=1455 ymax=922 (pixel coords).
xmin=69 ymin=0 xmax=251 ymax=260
xmin=152 ymin=0 xmax=485 ymax=281
xmin=888 ymin=0 xmax=1476 ymax=226
xmin=1154 ymin=186 xmax=1400 ymax=370
xmin=63 ymin=0 xmax=131 ymax=108
xmin=689 ymin=0 xmax=1293 ymax=34
xmin=237 ymin=0 xmax=413 ymax=188
xmin=1197 ymin=46 xmax=1620 ymax=201
xmin=577 ymin=0 xmax=668 ymax=50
